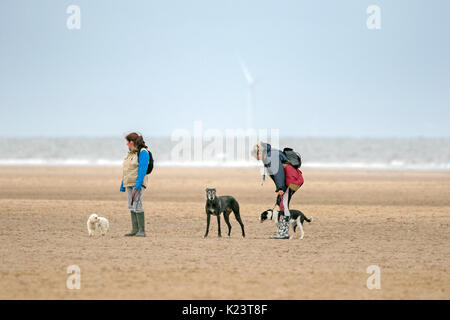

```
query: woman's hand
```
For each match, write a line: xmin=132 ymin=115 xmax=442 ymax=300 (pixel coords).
xmin=277 ymin=190 xmax=284 ymax=196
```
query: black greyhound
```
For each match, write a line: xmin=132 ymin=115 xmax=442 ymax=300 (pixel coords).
xmin=204 ymin=188 xmax=245 ymax=238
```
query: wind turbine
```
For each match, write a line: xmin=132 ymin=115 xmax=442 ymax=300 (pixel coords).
xmin=238 ymin=56 xmax=255 ymax=129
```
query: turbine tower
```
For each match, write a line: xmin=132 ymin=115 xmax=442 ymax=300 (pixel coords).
xmin=238 ymin=56 xmax=255 ymax=129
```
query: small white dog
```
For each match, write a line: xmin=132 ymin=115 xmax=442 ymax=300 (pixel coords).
xmin=87 ymin=213 xmax=109 ymax=236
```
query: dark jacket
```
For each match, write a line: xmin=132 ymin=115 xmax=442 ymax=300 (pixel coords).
xmin=260 ymin=142 xmax=287 ymax=192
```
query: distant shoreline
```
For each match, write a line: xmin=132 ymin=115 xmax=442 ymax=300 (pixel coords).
xmin=1 ymin=137 xmax=449 ymax=172
xmin=0 ymin=160 xmax=449 ymax=172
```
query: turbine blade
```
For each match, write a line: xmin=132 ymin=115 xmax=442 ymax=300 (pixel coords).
xmin=238 ymin=56 xmax=254 ymax=85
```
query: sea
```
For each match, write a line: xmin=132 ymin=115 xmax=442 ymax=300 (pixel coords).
xmin=0 ymin=137 xmax=449 ymax=171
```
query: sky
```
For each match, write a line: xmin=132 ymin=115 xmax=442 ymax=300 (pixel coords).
xmin=0 ymin=0 xmax=449 ymax=137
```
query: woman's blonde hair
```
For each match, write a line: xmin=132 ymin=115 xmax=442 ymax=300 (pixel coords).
xmin=251 ymin=143 xmax=262 ymax=159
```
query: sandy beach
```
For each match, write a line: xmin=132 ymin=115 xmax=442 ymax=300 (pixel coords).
xmin=0 ymin=166 xmax=449 ymax=299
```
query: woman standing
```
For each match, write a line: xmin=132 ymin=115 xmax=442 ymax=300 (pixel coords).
xmin=252 ymin=142 xmax=303 ymax=239
xmin=120 ymin=132 xmax=150 ymax=237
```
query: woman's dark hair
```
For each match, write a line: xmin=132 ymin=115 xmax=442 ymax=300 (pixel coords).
xmin=125 ymin=132 xmax=147 ymax=151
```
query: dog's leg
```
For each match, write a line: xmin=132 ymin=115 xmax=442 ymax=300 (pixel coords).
xmin=223 ymin=212 xmax=232 ymax=237
xmin=203 ymin=214 xmax=211 ymax=238
xmin=289 ymin=220 xmax=295 ymax=240
xmin=217 ymin=215 xmax=222 ymax=237
xmin=298 ymin=218 xmax=305 ymax=240
xmin=233 ymin=210 xmax=245 ymax=238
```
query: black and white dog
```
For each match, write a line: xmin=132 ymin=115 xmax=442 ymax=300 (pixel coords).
xmin=204 ymin=188 xmax=245 ymax=238
xmin=259 ymin=209 xmax=312 ymax=239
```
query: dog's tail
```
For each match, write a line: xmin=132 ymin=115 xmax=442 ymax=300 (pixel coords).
xmin=304 ymin=215 xmax=313 ymax=223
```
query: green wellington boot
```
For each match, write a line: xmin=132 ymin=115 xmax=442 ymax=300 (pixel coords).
xmin=270 ymin=216 xmax=290 ymax=239
xmin=124 ymin=211 xmax=139 ymax=236
xmin=135 ymin=212 xmax=146 ymax=237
